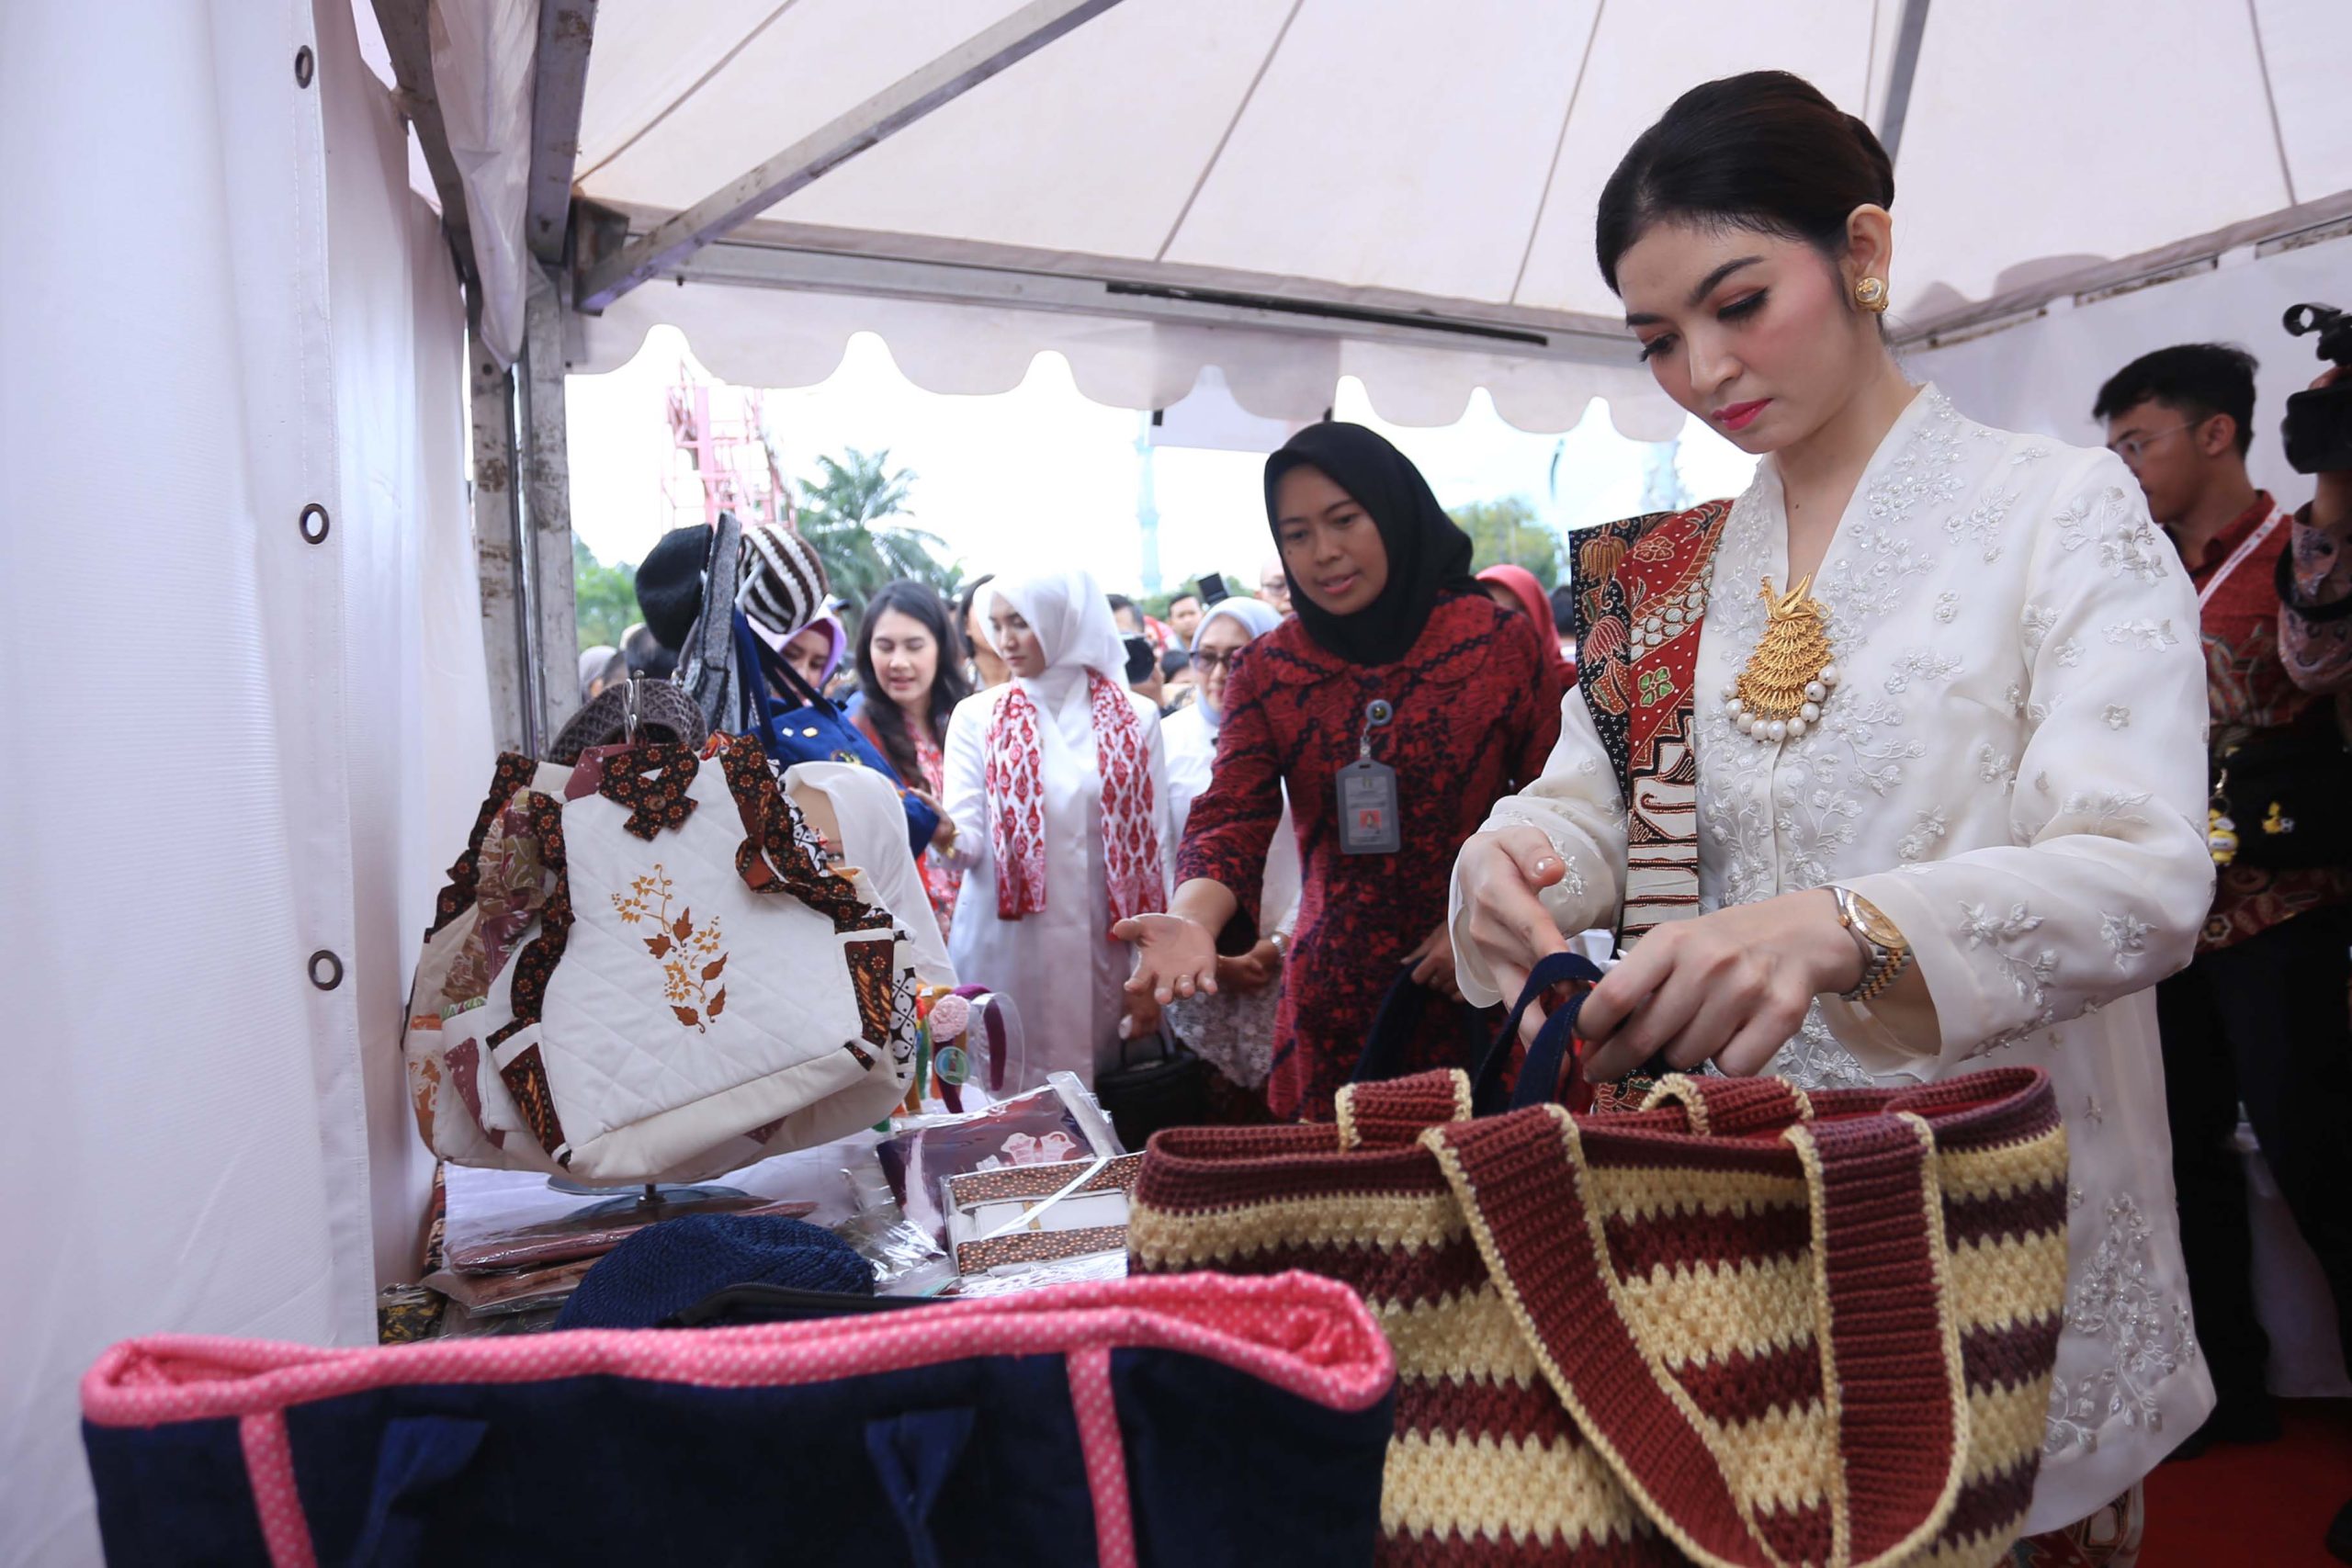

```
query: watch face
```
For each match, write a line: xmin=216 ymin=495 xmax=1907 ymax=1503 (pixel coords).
xmin=1849 ymin=897 xmax=1905 ymax=950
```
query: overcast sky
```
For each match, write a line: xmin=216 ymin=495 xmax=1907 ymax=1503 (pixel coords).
xmin=565 ymin=324 xmax=1758 ymax=593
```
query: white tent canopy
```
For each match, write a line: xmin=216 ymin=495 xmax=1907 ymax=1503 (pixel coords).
xmin=482 ymin=0 xmax=2352 ymax=436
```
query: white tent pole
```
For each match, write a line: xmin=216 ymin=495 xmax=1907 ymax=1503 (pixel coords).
xmin=576 ymin=0 xmax=1128 ymax=311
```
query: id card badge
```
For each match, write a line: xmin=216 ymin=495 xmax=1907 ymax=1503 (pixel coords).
xmin=1338 ymin=760 xmax=1401 ymax=854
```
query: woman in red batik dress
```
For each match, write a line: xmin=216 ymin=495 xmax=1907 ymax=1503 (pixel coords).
xmin=1117 ymin=423 xmax=1564 ymax=1120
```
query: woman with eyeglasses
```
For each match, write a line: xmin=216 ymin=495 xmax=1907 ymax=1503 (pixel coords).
xmin=1155 ymin=597 xmax=1295 ymax=1105
xmin=1447 ymin=71 xmax=2213 ymax=1552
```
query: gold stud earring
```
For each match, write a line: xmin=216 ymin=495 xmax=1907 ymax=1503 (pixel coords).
xmin=1854 ymin=276 xmax=1889 ymax=313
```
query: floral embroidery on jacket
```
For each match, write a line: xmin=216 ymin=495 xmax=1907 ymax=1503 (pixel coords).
xmin=2045 ymin=1193 xmax=2198 ymax=1457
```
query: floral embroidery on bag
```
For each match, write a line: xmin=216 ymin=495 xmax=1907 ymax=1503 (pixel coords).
xmin=2102 ymin=705 xmax=2132 ymax=730
xmin=611 ymin=867 xmax=729 ymax=1032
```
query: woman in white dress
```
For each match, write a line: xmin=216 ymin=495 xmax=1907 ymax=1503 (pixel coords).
xmin=941 ymin=569 xmax=1174 ymax=1090
xmin=1450 ymin=72 xmax=2212 ymax=1555
xmin=1157 ymin=596 xmax=1297 ymax=1098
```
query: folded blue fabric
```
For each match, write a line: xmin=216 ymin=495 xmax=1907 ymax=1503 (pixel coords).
xmin=556 ymin=1213 xmax=873 ymax=1330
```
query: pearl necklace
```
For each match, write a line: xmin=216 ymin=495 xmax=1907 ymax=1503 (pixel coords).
xmin=1721 ymin=574 xmax=1840 ymax=744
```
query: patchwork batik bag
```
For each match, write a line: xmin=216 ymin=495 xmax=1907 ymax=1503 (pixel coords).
xmin=403 ymin=734 xmax=922 ymax=1185
xmin=1130 ymin=955 xmax=2073 ymax=1566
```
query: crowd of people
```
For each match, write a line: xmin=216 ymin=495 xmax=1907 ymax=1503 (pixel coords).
xmin=578 ymin=68 xmax=2350 ymax=1564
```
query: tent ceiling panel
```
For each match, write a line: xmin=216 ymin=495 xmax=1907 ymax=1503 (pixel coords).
xmin=1148 ymin=0 xmax=1603 ymax=303
xmin=2254 ymin=0 xmax=2352 ymax=203
xmin=1893 ymin=0 xmax=2290 ymax=319
xmin=1507 ymin=0 xmax=1881 ymax=317
xmin=762 ymin=0 xmax=1299 ymax=258
xmin=528 ymin=0 xmax=2351 ymax=412
xmin=577 ymin=0 xmax=1035 ymax=208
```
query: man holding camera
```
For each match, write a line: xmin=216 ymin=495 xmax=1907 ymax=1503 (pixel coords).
xmin=2096 ymin=344 xmax=2352 ymax=1472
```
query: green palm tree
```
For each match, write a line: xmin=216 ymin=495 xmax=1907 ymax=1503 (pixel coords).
xmin=786 ymin=446 xmax=963 ymax=612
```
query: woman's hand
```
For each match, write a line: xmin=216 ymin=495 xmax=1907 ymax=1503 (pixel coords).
xmin=1216 ymin=939 xmax=1283 ymax=994
xmin=1575 ymin=889 xmax=1862 ymax=1082
xmin=1400 ymin=922 xmax=1464 ymax=1003
xmin=1454 ymin=826 xmax=1575 ymax=1021
xmin=908 ymin=788 xmax=958 ymax=853
xmin=1116 ymin=912 xmax=1220 ymax=1003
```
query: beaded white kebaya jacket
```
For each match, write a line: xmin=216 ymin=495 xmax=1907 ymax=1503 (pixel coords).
xmin=1452 ymin=388 xmax=2217 ymax=1530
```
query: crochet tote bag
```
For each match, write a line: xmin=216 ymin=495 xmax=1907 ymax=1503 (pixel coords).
xmin=403 ymin=734 xmax=922 ymax=1185
xmin=81 ymin=1272 xmax=1396 ymax=1568
xmin=1129 ymin=954 xmax=2073 ymax=1566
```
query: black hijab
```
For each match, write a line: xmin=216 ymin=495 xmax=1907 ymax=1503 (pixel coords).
xmin=1263 ymin=422 xmax=1479 ymax=667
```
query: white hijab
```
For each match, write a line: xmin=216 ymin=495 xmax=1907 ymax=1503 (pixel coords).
xmin=986 ymin=569 xmax=1127 ymax=709
xmin=1190 ymin=595 xmax=1285 ymax=728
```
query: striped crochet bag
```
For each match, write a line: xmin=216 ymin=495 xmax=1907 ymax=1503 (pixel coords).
xmin=1130 ymin=960 xmax=2072 ymax=1566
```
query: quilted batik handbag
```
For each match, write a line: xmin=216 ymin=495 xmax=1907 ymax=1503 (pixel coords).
xmin=403 ymin=733 xmax=922 ymax=1186
xmin=82 ymin=1272 xmax=1396 ymax=1568
xmin=1130 ymin=953 xmax=2074 ymax=1566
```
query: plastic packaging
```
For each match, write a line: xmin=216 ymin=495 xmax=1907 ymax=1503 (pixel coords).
xmin=874 ymin=1074 xmax=1124 ymax=1248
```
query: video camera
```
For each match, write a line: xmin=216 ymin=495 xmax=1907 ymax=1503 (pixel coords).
xmin=2281 ymin=303 xmax=2352 ymax=474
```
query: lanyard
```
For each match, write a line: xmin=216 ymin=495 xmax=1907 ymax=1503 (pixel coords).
xmin=2198 ymin=508 xmax=2287 ymax=610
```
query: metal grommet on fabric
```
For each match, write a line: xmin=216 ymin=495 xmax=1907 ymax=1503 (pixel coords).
xmin=294 ymin=46 xmax=314 ymax=87
xmin=299 ymin=503 xmax=331 ymax=544
xmin=308 ymin=950 xmax=345 ymax=991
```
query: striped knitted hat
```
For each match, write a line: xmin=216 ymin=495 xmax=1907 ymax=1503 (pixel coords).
xmin=738 ymin=523 xmax=830 ymax=640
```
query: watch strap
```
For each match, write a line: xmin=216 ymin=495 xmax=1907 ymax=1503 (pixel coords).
xmin=1832 ymin=886 xmax=1912 ymax=1004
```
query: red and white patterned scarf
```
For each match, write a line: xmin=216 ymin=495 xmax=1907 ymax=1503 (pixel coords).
xmin=984 ymin=672 xmax=1165 ymax=932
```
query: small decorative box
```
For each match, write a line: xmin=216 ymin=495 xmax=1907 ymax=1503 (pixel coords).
xmin=944 ymin=1155 xmax=1143 ymax=1277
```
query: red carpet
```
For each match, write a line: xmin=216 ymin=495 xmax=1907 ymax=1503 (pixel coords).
xmin=2142 ymin=1399 xmax=2352 ymax=1566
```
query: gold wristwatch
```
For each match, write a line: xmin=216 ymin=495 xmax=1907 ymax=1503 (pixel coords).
xmin=1829 ymin=886 xmax=1912 ymax=1003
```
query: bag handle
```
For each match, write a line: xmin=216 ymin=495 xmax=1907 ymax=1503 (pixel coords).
xmin=1427 ymin=1103 xmax=1968 ymax=1568
xmin=1639 ymin=1073 xmax=1815 ymax=1136
xmin=1333 ymin=1073 xmax=1473 ymax=1151
xmin=1469 ymin=951 xmax=1603 ymax=1114
xmin=1348 ymin=969 xmax=1483 ymax=1088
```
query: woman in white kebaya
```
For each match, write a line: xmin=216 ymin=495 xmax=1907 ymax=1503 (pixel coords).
xmin=941 ymin=569 xmax=1174 ymax=1090
xmin=1451 ymin=72 xmax=2213 ymax=1553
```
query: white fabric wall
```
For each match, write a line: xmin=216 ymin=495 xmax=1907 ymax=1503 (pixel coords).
xmin=0 ymin=0 xmax=485 ymax=1561
xmin=1904 ymin=233 xmax=2352 ymax=509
